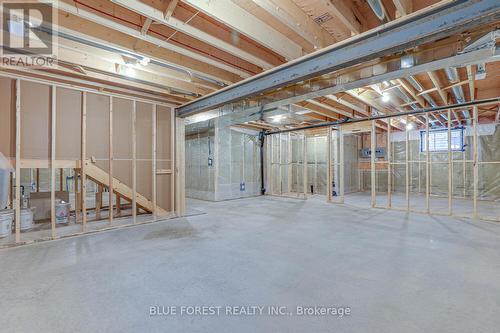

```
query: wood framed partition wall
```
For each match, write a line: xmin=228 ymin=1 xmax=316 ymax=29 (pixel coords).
xmin=0 ymin=73 xmax=186 ymax=246
xmin=265 ymin=105 xmax=499 ymax=222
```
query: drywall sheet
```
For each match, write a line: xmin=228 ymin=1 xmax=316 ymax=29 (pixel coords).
xmin=86 ymin=93 xmax=110 ymax=160
xmin=137 ymin=161 xmax=152 ymax=202
xmin=56 ymin=88 xmax=81 ymax=159
xmin=157 ymin=106 xmax=172 ymax=162
xmin=0 ymin=78 xmax=15 ymax=158
xmin=112 ymin=98 xmax=133 ymax=160
xmin=113 ymin=160 xmax=132 ymax=189
xmin=136 ymin=102 xmax=153 ymax=160
xmin=20 ymin=81 xmax=50 ymax=159
xmin=157 ymin=174 xmax=172 ymax=212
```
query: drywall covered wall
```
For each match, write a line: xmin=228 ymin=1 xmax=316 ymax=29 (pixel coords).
xmin=216 ymin=118 xmax=261 ymax=200
xmin=185 ymin=118 xmax=261 ymax=201
xmin=185 ymin=120 xmax=216 ymax=201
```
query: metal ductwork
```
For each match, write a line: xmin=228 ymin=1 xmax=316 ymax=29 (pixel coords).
xmin=406 ymin=75 xmax=438 ymax=111
xmin=367 ymin=0 xmax=386 ymax=21
xmin=445 ymin=67 xmax=470 ymax=122
xmin=406 ymin=76 xmax=423 ymax=92
xmin=393 ymin=86 xmax=419 ymax=111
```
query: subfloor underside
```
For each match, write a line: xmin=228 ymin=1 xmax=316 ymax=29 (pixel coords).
xmin=1 ymin=196 xmax=500 ymax=332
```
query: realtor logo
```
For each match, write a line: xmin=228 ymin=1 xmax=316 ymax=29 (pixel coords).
xmin=1 ymin=0 xmax=57 ymax=66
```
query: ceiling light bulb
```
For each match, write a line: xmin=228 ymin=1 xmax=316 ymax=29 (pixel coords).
xmin=381 ymin=93 xmax=390 ymax=103
xmin=270 ymin=115 xmax=285 ymax=123
xmin=124 ymin=66 xmax=135 ymax=77
xmin=406 ymin=122 xmax=415 ymax=130
xmin=139 ymin=57 xmax=150 ymax=66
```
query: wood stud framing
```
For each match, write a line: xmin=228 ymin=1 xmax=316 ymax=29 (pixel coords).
xmin=425 ymin=113 xmax=430 ymax=213
xmin=4 ymin=77 xmax=179 ymax=247
xmin=473 ymin=106 xmax=478 ymax=220
xmin=15 ymin=79 xmax=21 ymax=243
xmin=387 ymin=119 xmax=392 ymax=208
xmin=264 ymin=101 xmax=497 ymax=222
xmin=370 ymin=120 xmax=376 ymax=208
xmin=81 ymin=92 xmax=87 ymax=231
xmin=109 ymin=97 xmax=114 ymax=225
xmin=152 ymin=104 xmax=157 ymax=220
xmin=132 ymin=101 xmax=137 ymax=223
xmin=327 ymin=127 xmax=332 ymax=202
xmin=51 ymin=86 xmax=56 ymax=238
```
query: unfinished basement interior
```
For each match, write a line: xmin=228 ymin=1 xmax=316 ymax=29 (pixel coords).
xmin=0 ymin=0 xmax=499 ymax=332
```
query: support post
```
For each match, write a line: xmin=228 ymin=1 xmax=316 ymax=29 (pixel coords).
xmin=473 ymin=106 xmax=478 ymax=219
xmin=175 ymin=117 xmax=186 ymax=216
xmin=15 ymin=79 xmax=21 ymax=243
xmin=132 ymin=101 xmax=137 ymax=223
xmin=387 ymin=119 xmax=392 ymax=208
xmin=302 ymin=131 xmax=307 ymax=197
xmin=327 ymin=126 xmax=332 ymax=202
xmin=74 ymin=168 xmax=79 ymax=222
xmin=287 ymin=132 xmax=292 ymax=195
xmin=152 ymin=104 xmax=157 ymax=219
xmin=405 ymin=115 xmax=410 ymax=211
xmin=95 ymin=185 xmax=102 ymax=221
xmin=426 ymin=113 xmax=430 ymax=213
xmin=81 ymin=92 xmax=87 ymax=230
xmin=36 ymin=168 xmax=39 ymax=192
xmin=266 ymin=134 xmax=272 ymax=195
xmin=50 ymin=86 xmax=56 ymax=238
xmin=59 ymin=168 xmax=63 ymax=191
xmin=170 ymin=107 xmax=175 ymax=212
xmin=447 ymin=109 xmax=452 ymax=215
xmin=109 ymin=97 xmax=113 ymax=225
xmin=371 ymin=120 xmax=376 ymax=207
xmin=339 ymin=126 xmax=344 ymax=203
xmin=278 ymin=133 xmax=282 ymax=195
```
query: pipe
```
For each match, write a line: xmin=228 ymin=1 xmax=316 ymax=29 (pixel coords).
xmin=259 ymin=131 xmax=266 ymax=195
xmin=71 ymin=0 xmax=257 ymax=76
xmin=444 ymin=67 xmax=469 ymax=122
xmin=265 ymin=97 xmax=499 ymax=135
xmin=36 ymin=19 xmax=226 ymax=89
xmin=367 ymin=0 xmax=387 ymax=21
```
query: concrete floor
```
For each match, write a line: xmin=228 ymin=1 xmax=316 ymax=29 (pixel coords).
xmin=1 ymin=196 xmax=500 ymax=332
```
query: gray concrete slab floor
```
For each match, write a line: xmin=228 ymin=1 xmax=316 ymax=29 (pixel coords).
xmin=1 ymin=196 xmax=500 ymax=333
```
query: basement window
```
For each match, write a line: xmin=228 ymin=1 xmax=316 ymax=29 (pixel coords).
xmin=420 ymin=127 xmax=465 ymax=152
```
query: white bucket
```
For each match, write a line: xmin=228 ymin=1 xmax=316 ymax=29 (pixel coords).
xmin=0 ymin=210 xmax=14 ymax=238
xmin=20 ymin=208 xmax=33 ymax=232
xmin=55 ymin=202 xmax=71 ymax=224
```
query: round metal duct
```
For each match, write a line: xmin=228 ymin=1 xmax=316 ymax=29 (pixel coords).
xmin=367 ymin=0 xmax=386 ymax=21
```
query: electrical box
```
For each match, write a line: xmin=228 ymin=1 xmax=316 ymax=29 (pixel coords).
xmin=360 ymin=147 xmax=385 ymax=158
xmin=240 ymin=182 xmax=245 ymax=191
xmin=208 ymin=157 xmax=213 ymax=166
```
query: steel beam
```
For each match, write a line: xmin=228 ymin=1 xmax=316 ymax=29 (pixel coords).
xmin=177 ymin=0 xmax=500 ymax=117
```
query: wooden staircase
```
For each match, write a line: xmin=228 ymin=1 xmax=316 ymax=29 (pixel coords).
xmin=83 ymin=161 xmax=169 ymax=216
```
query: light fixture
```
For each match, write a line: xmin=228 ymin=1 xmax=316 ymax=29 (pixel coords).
xmin=406 ymin=122 xmax=415 ymax=130
xmin=139 ymin=57 xmax=150 ymax=66
xmin=401 ymin=55 xmax=414 ymax=69
xmin=381 ymin=92 xmax=390 ymax=103
xmin=124 ymin=66 xmax=136 ymax=77
xmin=270 ymin=114 xmax=285 ymax=123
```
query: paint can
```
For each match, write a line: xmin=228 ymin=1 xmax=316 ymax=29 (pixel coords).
xmin=55 ymin=201 xmax=71 ymax=224
xmin=0 ymin=210 xmax=14 ymax=238
xmin=20 ymin=208 xmax=33 ymax=232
